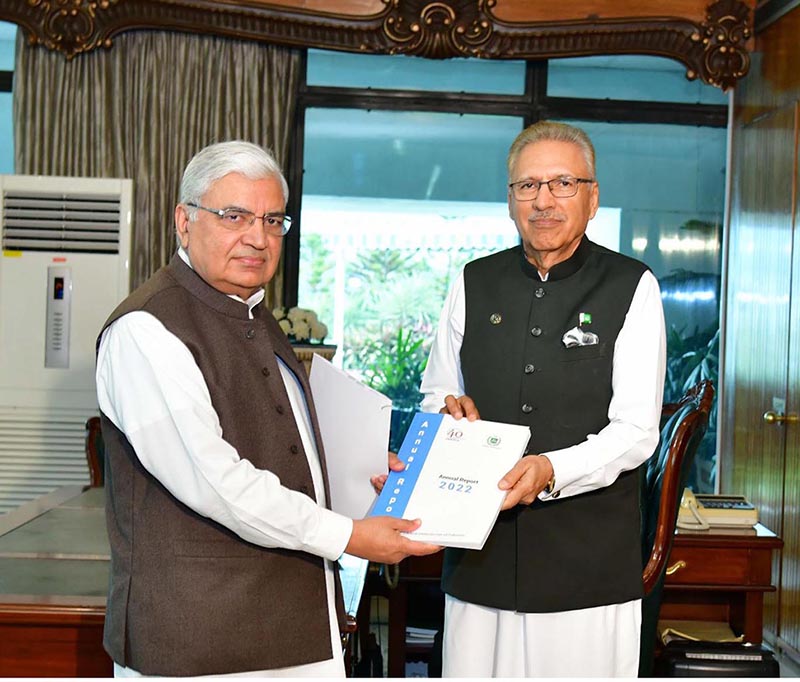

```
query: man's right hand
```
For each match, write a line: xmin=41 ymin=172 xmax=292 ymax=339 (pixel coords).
xmin=346 ymin=517 xmax=441 ymax=564
xmin=441 ymin=394 xmax=480 ymax=421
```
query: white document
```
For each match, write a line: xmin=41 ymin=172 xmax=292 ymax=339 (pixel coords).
xmin=309 ymin=354 xmax=392 ymax=519
xmin=371 ymin=412 xmax=530 ymax=550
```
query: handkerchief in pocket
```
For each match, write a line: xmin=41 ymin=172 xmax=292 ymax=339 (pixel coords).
xmin=562 ymin=326 xmax=599 ymax=348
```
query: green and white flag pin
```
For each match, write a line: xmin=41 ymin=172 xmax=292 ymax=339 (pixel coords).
xmin=579 ymin=312 xmax=592 ymax=326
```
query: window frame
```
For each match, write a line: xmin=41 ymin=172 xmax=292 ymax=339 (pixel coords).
xmin=283 ymin=55 xmax=727 ymax=305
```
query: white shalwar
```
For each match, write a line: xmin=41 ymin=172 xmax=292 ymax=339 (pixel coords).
xmin=421 ymin=267 xmax=666 ymax=678
xmin=96 ymin=252 xmax=352 ymax=678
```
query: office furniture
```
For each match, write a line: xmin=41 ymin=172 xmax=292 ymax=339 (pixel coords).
xmin=660 ymin=523 xmax=782 ymax=645
xmin=0 ymin=484 xmax=365 ymax=676
xmin=84 ymin=417 xmax=104 ymax=488
xmin=0 ymin=485 xmax=111 ymax=676
xmin=385 ymin=524 xmax=782 ymax=677
xmin=640 ymin=380 xmax=714 ymax=674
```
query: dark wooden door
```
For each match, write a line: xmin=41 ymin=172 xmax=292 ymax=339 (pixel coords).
xmin=724 ymin=6 xmax=800 ymax=655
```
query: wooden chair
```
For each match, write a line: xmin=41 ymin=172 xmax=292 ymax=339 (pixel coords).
xmin=639 ymin=379 xmax=715 ymax=676
xmin=85 ymin=416 xmax=105 ymax=487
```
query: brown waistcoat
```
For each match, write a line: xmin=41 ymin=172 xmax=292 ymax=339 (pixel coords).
xmin=98 ymin=254 xmax=343 ymax=676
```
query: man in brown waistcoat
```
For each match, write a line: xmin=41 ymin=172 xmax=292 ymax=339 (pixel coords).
xmin=95 ymin=140 xmax=439 ymax=677
xmin=419 ymin=121 xmax=666 ymax=676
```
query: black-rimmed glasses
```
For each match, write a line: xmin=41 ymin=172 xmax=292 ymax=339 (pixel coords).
xmin=187 ymin=203 xmax=292 ymax=236
xmin=508 ymin=176 xmax=595 ymax=201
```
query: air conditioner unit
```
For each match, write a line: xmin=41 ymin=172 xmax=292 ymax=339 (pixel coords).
xmin=0 ymin=175 xmax=133 ymax=513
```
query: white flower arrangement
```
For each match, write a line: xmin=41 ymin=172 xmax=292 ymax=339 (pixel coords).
xmin=272 ymin=306 xmax=329 ymax=343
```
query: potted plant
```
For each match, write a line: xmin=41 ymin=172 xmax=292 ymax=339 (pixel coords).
xmin=357 ymin=328 xmax=429 ymax=452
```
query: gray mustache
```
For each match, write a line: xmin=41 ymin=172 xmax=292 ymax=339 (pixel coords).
xmin=528 ymin=211 xmax=566 ymax=221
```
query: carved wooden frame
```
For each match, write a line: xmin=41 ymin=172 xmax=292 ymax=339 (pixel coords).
xmin=0 ymin=0 xmax=753 ymax=89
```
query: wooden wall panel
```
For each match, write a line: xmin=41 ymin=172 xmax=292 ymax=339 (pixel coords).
xmin=724 ymin=1 xmax=800 ymax=654
xmin=725 ymin=109 xmax=794 ymax=633
xmin=783 ymin=103 xmax=800 ymax=653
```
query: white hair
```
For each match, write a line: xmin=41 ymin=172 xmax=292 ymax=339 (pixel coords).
xmin=507 ymin=121 xmax=596 ymax=180
xmin=179 ymin=140 xmax=289 ymax=220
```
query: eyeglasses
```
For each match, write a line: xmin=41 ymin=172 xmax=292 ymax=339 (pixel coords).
xmin=508 ymin=176 xmax=595 ymax=201
xmin=187 ymin=203 xmax=292 ymax=236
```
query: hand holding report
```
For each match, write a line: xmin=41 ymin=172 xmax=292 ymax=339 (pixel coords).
xmin=370 ymin=412 xmax=530 ymax=550
xmin=309 ymin=356 xmax=440 ymax=567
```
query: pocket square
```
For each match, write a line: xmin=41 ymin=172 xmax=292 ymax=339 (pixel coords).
xmin=562 ymin=326 xmax=599 ymax=348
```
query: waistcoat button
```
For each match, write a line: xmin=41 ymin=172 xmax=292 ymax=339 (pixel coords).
xmin=521 ymin=403 xmax=533 ymax=414
xmin=534 ymin=287 xmax=545 ymax=299
xmin=245 ymin=328 xmax=256 ymax=339
xmin=524 ymin=364 xmax=535 ymax=374
xmin=276 ymin=405 xmax=285 ymax=415
xmin=261 ymin=367 xmax=270 ymax=376
xmin=530 ymin=326 xmax=542 ymax=337
xmin=290 ymin=444 xmax=299 ymax=454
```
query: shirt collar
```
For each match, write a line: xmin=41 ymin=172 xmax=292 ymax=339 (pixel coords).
xmin=177 ymin=247 xmax=265 ymax=318
xmin=518 ymin=236 xmax=592 ymax=283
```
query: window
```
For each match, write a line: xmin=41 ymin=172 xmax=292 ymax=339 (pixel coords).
xmin=0 ymin=21 xmax=15 ymax=174
xmin=306 ymin=48 xmax=526 ymax=94
xmin=548 ymin=55 xmax=728 ymax=104
xmin=291 ymin=51 xmax=727 ymax=489
xmin=300 ymin=108 xmax=520 ymax=428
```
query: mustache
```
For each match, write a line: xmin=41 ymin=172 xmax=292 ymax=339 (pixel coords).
xmin=527 ymin=210 xmax=566 ymax=222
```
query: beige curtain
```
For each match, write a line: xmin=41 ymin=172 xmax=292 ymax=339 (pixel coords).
xmin=13 ymin=30 xmax=300 ymax=301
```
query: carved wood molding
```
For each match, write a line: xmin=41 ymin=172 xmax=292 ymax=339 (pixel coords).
xmin=0 ymin=0 xmax=752 ymax=89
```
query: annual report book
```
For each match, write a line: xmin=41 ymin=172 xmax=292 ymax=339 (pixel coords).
xmin=370 ymin=412 xmax=530 ymax=550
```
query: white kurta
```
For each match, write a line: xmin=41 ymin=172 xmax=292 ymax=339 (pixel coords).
xmin=96 ymin=252 xmax=352 ymax=678
xmin=421 ymin=265 xmax=666 ymax=677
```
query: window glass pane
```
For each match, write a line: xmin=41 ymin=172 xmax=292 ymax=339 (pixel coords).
xmin=0 ymin=21 xmax=15 ymax=71
xmin=299 ymin=109 xmax=521 ymax=447
xmin=0 ymin=92 xmax=13 ymax=174
xmin=548 ymin=55 xmax=729 ymax=105
xmin=307 ymin=48 xmax=526 ymax=94
xmin=0 ymin=21 xmax=15 ymax=173
xmin=564 ymin=119 xmax=725 ymax=492
xmin=303 ymin=108 xmax=516 ymax=202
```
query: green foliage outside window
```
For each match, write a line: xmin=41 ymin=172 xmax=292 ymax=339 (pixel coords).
xmin=665 ymin=324 xmax=719 ymax=491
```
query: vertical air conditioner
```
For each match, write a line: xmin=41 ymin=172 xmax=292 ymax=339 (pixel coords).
xmin=0 ymin=175 xmax=132 ymax=513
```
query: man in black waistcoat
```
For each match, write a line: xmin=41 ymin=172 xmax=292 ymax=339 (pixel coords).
xmin=419 ymin=121 xmax=666 ymax=676
xmin=96 ymin=141 xmax=439 ymax=677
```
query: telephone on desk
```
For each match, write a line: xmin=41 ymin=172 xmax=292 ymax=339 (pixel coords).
xmin=677 ymin=489 xmax=758 ymax=530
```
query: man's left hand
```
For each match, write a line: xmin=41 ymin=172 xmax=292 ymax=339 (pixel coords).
xmin=370 ymin=451 xmax=404 ymax=494
xmin=498 ymin=455 xmax=554 ymax=510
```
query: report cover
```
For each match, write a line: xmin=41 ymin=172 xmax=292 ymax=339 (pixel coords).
xmin=370 ymin=412 xmax=530 ymax=550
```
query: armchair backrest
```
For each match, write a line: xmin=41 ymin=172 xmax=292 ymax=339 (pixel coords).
xmin=85 ymin=416 xmax=105 ymax=487
xmin=641 ymin=379 xmax=714 ymax=594
xmin=638 ymin=380 xmax=714 ymax=677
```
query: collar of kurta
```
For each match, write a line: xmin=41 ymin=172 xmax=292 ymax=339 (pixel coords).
xmin=167 ymin=252 xmax=261 ymax=320
xmin=518 ymin=234 xmax=592 ymax=283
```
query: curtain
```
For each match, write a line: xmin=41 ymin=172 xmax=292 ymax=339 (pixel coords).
xmin=13 ymin=30 xmax=300 ymax=302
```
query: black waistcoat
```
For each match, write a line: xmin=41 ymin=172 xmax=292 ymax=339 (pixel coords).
xmin=98 ymin=255 xmax=342 ymax=675
xmin=442 ymin=237 xmax=650 ymax=612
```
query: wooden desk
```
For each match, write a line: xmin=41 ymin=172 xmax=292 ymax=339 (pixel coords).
xmin=385 ymin=524 xmax=783 ymax=677
xmin=660 ymin=523 xmax=782 ymax=644
xmin=0 ymin=485 xmax=367 ymax=677
xmin=0 ymin=485 xmax=112 ymax=677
